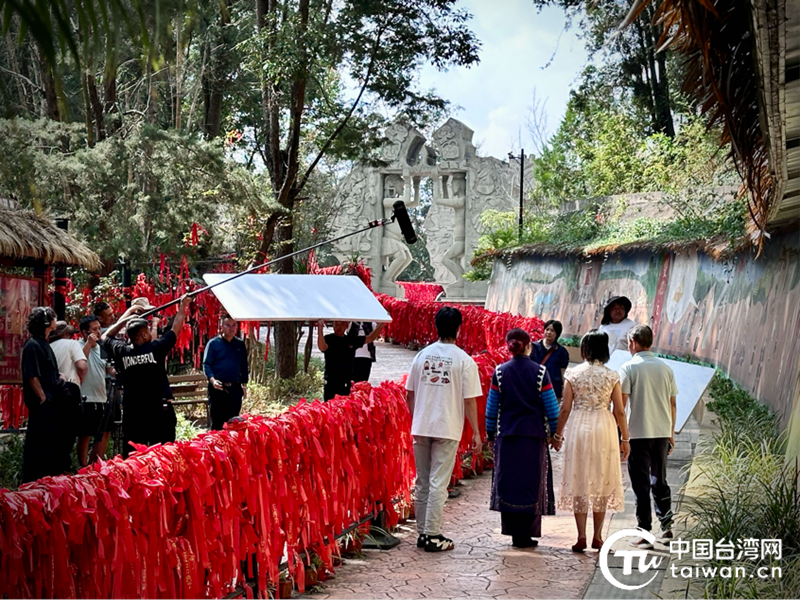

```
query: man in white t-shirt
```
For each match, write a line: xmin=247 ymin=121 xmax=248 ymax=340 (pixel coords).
xmin=77 ymin=315 xmax=113 ymax=466
xmin=619 ymin=324 xmax=678 ymax=548
xmin=406 ymin=306 xmax=482 ymax=553
xmin=49 ymin=321 xmax=87 ymax=385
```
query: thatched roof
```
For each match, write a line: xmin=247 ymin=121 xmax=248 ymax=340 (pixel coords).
xmin=0 ymin=208 xmax=100 ymax=269
xmin=477 ymin=234 xmax=745 ymax=264
xmin=622 ymin=0 xmax=797 ymax=252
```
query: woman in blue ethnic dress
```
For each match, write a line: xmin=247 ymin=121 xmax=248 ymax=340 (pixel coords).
xmin=552 ymin=330 xmax=630 ymax=552
xmin=486 ymin=328 xmax=560 ymax=548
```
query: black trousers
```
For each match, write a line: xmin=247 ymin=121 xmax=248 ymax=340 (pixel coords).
xmin=22 ymin=397 xmax=71 ymax=483
xmin=352 ymin=357 xmax=373 ymax=383
xmin=628 ymin=438 xmax=673 ymax=532
xmin=209 ymin=383 xmax=244 ymax=430
xmin=323 ymin=380 xmax=350 ymax=402
xmin=123 ymin=402 xmax=177 ymax=458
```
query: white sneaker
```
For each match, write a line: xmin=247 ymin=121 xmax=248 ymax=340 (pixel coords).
xmin=630 ymin=537 xmax=654 ymax=549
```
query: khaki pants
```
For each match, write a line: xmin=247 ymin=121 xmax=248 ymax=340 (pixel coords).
xmin=413 ymin=435 xmax=460 ymax=536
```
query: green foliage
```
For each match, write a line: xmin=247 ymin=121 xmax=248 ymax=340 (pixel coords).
xmin=531 ymin=101 xmax=737 ymax=207
xmin=706 ymin=371 xmax=777 ymax=438
xmin=175 ymin=413 xmax=203 ymax=441
xmin=0 ymin=118 xmax=274 ymax=265
xmin=242 ymin=369 xmax=324 ymax=416
xmin=0 ymin=434 xmax=24 ymax=491
xmin=682 ymin=372 xmax=798 ymax=599
xmin=466 ymin=193 xmax=745 ymax=281
xmin=558 ymin=336 xmax=581 ymax=348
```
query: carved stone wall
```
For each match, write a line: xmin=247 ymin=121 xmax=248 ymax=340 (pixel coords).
xmin=331 ymin=118 xmax=529 ymax=298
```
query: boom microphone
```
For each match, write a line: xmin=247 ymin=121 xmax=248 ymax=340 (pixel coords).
xmin=138 ymin=205 xmax=408 ymax=319
xmin=392 ymin=200 xmax=418 ymax=244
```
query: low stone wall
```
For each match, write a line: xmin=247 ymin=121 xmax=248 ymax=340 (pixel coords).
xmin=485 ymin=231 xmax=800 ymax=443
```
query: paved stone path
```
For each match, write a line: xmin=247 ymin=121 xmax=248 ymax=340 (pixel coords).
xmin=301 ymin=340 xmax=700 ymax=599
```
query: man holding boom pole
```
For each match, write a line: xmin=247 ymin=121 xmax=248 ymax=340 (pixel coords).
xmin=101 ymin=294 xmax=192 ymax=457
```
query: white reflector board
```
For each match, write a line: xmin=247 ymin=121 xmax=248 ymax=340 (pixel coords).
xmin=607 ymin=350 xmax=714 ymax=432
xmin=201 ymin=274 xmax=392 ymax=323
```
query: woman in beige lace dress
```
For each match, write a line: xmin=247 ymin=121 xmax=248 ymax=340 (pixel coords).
xmin=551 ymin=330 xmax=630 ymax=552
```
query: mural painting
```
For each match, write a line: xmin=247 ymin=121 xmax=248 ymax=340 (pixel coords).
xmin=485 ymin=233 xmax=800 ymax=427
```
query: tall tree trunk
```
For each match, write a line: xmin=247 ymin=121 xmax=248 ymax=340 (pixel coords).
xmin=634 ymin=21 xmax=658 ymax=127
xmin=203 ymin=77 xmax=224 ymax=139
xmin=653 ymin=52 xmax=675 ymax=137
xmin=81 ymin=72 xmax=96 ymax=146
xmin=643 ymin=6 xmax=674 ymax=136
xmin=102 ymin=41 xmax=119 ymax=134
xmin=255 ymin=0 xmax=310 ymax=380
xmin=19 ymin=46 xmax=37 ymax=116
xmin=87 ymin=74 xmax=106 ymax=140
xmin=37 ymin=49 xmax=60 ymax=121
xmin=5 ymin=33 xmax=29 ymax=116
xmin=175 ymin=17 xmax=183 ymax=130
xmin=203 ymin=0 xmax=230 ymax=140
xmin=273 ymin=212 xmax=297 ymax=378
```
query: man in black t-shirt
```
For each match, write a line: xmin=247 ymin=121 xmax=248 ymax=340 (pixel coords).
xmin=317 ymin=320 xmax=384 ymax=401
xmin=20 ymin=306 xmax=63 ymax=482
xmin=101 ymin=295 xmax=191 ymax=456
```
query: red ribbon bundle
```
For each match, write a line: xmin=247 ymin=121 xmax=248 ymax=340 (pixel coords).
xmin=305 ymin=252 xmax=373 ymax=290
xmin=0 ymin=386 xmax=26 ymax=430
xmin=376 ymin=294 xmax=545 ymax=356
xmin=0 ymin=381 xmax=414 ymax=599
xmin=398 ymin=282 xmax=444 ymax=303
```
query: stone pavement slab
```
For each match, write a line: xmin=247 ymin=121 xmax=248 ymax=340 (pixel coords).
xmin=302 ymin=449 xmax=606 ymax=600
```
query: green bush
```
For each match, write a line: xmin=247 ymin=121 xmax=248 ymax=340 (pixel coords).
xmin=0 ymin=434 xmax=24 ymax=491
xmin=683 ymin=372 xmax=798 ymax=599
xmin=175 ymin=413 xmax=203 ymax=441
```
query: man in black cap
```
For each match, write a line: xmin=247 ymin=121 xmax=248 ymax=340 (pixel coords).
xmin=101 ymin=295 xmax=191 ymax=456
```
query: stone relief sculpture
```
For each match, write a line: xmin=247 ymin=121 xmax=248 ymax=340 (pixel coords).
xmin=331 ymin=119 xmax=523 ymax=299
xmin=381 ymin=174 xmax=420 ymax=288
xmin=423 ymin=202 xmax=457 ymax=284
xmin=431 ymin=170 xmax=467 ymax=289
xmin=382 ymin=123 xmax=409 ymax=161
xmin=331 ymin=165 xmax=378 ymax=264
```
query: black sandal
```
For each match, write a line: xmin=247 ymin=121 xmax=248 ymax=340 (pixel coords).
xmin=424 ymin=534 xmax=455 ymax=552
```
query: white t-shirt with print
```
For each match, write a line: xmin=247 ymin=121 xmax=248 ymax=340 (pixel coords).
xmin=50 ymin=338 xmax=86 ymax=384
xmin=405 ymin=341 xmax=483 ymax=441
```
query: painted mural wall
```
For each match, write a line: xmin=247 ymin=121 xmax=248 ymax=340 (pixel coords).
xmin=485 ymin=233 xmax=800 ymax=431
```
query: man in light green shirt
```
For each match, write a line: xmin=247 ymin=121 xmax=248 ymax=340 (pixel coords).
xmin=619 ymin=324 xmax=677 ymax=548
